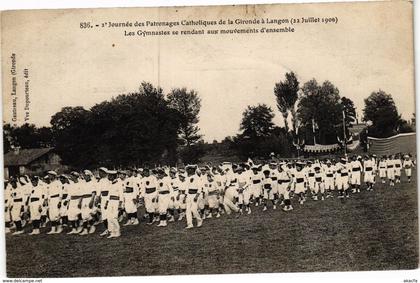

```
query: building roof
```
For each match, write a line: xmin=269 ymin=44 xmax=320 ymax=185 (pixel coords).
xmin=4 ymin=147 xmax=54 ymax=167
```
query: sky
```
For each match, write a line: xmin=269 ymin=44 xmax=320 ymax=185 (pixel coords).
xmin=2 ymin=1 xmax=415 ymax=142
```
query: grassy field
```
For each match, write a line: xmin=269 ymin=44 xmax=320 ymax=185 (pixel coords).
xmin=6 ymin=174 xmax=418 ymax=278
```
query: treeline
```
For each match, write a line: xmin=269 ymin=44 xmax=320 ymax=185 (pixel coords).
xmin=4 ymin=73 xmax=415 ymax=166
xmin=231 ymin=72 xmax=414 ymax=158
xmin=4 ymin=82 xmax=204 ymax=168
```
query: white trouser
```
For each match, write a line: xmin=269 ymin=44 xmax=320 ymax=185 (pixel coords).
xmin=157 ymin=193 xmax=171 ymax=214
xmin=29 ymin=200 xmax=42 ymax=220
xmin=11 ymin=201 xmax=23 ymax=221
xmin=325 ymin=178 xmax=334 ymax=190
xmin=207 ymin=194 xmax=219 ymax=208
xmin=107 ymin=200 xmax=120 ymax=236
xmin=238 ymin=189 xmax=250 ymax=205
xmin=67 ymin=199 xmax=80 ymax=221
xmin=336 ymin=176 xmax=349 ymax=190
xmin=387 ymin=168 xmax=395 ymax=180
xmin=223 ymin=197 xmax=239 ymax=214
xmin=144 ymin=192 xmax=158 ymax=213
xmin=379 ymin=168 xmax=387 ymax=178
xmin=81 ymin=197 xmax=93 ymax=221
xmin=186 ymin=194 xmax=201 ymax=226
xmin=350 ymin=172 xmax=361 ymax=185
xmin=48 ymin=199 xmax=61 ymax=221
xmin=124 ymin=194 xmax=137 ymax=214
xmin=364 ymin=171 xmax=374 ymax=183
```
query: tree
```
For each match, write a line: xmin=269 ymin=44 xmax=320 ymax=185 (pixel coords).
xmin=297 ymin=79 xmax=342 ymax=144
xmin=167 ymin=88 xmax=202 ymax=146
xmin=340 ymin=97 xmax=356 ymax=127
xmin=337 ymin=96 xmax=357 ymax=139
xmin=10 ymin=124 xmax=38 ymax=149
xmin=397 ymin=119 xmax=414 ymax=133
xmin=239 ymin=104 xmax=275 ymax=138
xmin=89 ymin=82 xmax=182 ymax=167
xmin=2 ymin=123 xmax=54 ymax=152
xmin=363 ymin=90 xmax=400 ymax=138
xmin=3 ymin=123 xmax=14 ymax=153
xmin=233 ymin=104 xmax=291 ymax=159
xmin=50 ymin=106 xmax=92 ymax=167
xmin=36 ymin=127 xmax=53 ymax=147
xmin=274 ymin=72 xmax=299 ymax=133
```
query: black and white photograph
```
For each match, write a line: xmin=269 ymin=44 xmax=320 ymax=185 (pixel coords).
xmin=1 ymin=0 xmax=418 ymax=279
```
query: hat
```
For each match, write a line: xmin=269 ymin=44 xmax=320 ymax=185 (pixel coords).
xmin=156 ymin=168 xmax=165 ymax=174
xmin=295 ymin=161 xmax=305 ymax=167
xmin=107 ymin=170 xmax=117 ymax=175
xmin=98 ymin=167 xmax=108 ymax=173
xmin=70 ymin=171 xmax=80 ymax=177
xmin=186 ymin=164 xmax=197 ymax=170
xmin=47 ymin=170 xmax=58 ymax=176
xmin=83 ymin=170 xmax=93 ymax=176
xmin=59 ymin=174 xmax=69 ymax=180
xmin=262 ymin=169 xmax=270 ymax=175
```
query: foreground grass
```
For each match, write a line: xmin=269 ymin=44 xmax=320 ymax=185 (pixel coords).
xmin=6 ymin=175 xmax=418 ymax=277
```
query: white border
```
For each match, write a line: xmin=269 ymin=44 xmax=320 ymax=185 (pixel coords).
xmin=0 ymin=1 xmax=418 ymax=283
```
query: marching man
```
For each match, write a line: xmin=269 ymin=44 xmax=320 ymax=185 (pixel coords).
xmin=277 ymin=164 xmax=293 ymax=211
xmin=156 ymin=168 xmax=172 ymax=227
xmin=10 ymin=178 xmax=25 ymax=235
xmin=350 ymin=156 xmax=363 ymax=193
xmin=249 ymin=165 xmax=263 ymax=207
xmin=122 ymin=170 xmax=140 ymax=226
xmin=46 ymin=171 xmax=63 ymax=234
xmin=378 ymin=156 xmax=387 ymax=184
xmin=97 ymin=168 xmax=111 ymax=236
xmin=141 ymin=168 xmax=159 ymax=225
xmin=4 ymin=179 xmax=13 ymax=234
xmin=313 ymin=163 xmax=325 ymax=201
xmin=105 ymin=170 xmax=124 ymax=238
xmin=363 ymin=155 xmax=375 ymax=191
xmin=185 ymin=165 xmax=203 ymax=229
xmin=394 ymin=155 xmax=403 ymax=184
xmin=323 ymin=160 xmax=336 ymax=198
xmin=205 ymin=172 xmax=221 ymax=218
xmin=237 ymin=164 xmax=251 ymax=214
xmin=336 ymin=158 xmax=350 ymax=199
xmin=386 ymin=155 xmax=396 ymax=187
xmin=67 ymin=172 xmax=82 ymax=234
xmin=403 ymin=154 xmax=415 ymax=183
xmin=79 ymin=170 xmax=97 ymax=235
xmin=294 ymin=162 xmax=307 ymax=205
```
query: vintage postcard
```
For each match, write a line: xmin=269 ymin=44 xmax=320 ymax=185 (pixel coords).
xmin=1 ymin=1 xmax=417 ymax=278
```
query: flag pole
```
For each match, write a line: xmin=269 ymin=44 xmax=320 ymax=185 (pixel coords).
xmin=342 ymin=110 xmax=347 ymax=157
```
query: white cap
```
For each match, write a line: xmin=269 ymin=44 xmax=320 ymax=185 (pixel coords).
xmin=98 ymin=167 xmax=108 ymax=173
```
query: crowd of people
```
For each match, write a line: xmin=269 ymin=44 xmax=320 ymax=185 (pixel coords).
xmin=4 ymin=153 xmax=415 ymax=238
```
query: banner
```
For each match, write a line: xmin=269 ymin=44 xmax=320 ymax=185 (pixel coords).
xmin=303 ymin=143 xmax=340 ymax=153
xmin=368 ymin=133 xmax=416 ymax=156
